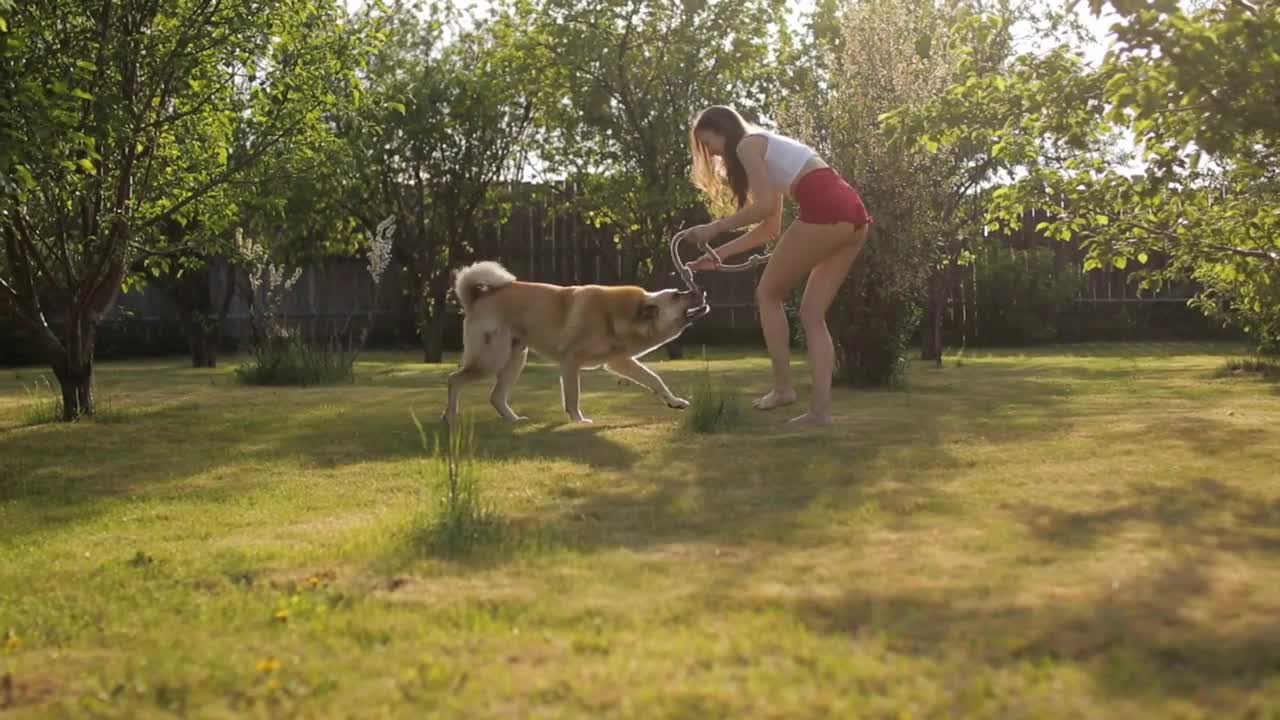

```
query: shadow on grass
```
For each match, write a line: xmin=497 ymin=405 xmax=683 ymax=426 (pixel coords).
xmin=519 ymin=362 xmax=1082 ymax=557
xmin=0 ymin=363 xmax=650 ymax=546
xmin=964 ymin=477 xmax=1280 ymax=701
xmin=1112 ymin=415 xmax=1275 ymax=459
xmin=1020 ymin=476 xmax=1280 ymax=554
xmin=950 ymin=341 xmax=1247 ymax=360
xmin=786 ymin=552 xmax=1280 ymax=703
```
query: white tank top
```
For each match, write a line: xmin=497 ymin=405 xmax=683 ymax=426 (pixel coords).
xmin=743 ymin=130 xmax=818 ymax=192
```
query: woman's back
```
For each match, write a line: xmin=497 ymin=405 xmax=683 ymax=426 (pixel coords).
xmin=744 ymin=129 xmax=821 ymax=192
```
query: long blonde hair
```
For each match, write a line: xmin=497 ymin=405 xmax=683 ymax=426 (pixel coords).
xmin=689 ymin=105 xmax=755 ymax=213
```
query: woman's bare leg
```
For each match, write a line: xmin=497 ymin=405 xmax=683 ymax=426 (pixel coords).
xmin=754 ymin=219 xmax=867 ymax=414
xmin=790 ymin=224 xmax=869 ymax=424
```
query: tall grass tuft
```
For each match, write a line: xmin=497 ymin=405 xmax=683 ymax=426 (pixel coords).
xmin=21 ymin=375 xmax=62 ymax=425
xmin=683 ymin=347 xmax=745 ymax=434
xmin=409 ymin=410 xmax=504 ymax=556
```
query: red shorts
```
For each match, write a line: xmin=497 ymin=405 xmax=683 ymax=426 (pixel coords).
xmin=794 ymin=167 xmax=872 ymax=227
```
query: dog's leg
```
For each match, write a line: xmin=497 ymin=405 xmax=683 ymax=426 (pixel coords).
xmin=490 ymin=341 xmax=528 ymax=422
xmin=447 ymin=313 xmax=512 ymax=423
xmin=559 ymin=362 xmax=591 ymax=423
xmin=604 ymin=356 xmax=689 ymax=410
xmin=445 ymin=365 xmax=489 ymax=423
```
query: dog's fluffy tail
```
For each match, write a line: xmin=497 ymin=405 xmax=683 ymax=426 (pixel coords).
xmin=453 ymin=260 xmax=516 ymax=310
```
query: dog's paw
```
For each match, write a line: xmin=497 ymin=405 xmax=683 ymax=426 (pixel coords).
xmin=504 ymin=415 xmax=529 ymax=423
xmin=666 ymin=397 xmax=690 ymax=410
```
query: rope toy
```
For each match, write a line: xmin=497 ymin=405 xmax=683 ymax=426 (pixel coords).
xmin=670 ymin=230 xmax=771 ymax=296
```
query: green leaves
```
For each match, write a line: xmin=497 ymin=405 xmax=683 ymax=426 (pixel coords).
xmin=526 ymin=0 xmax=783 ymax=275
xmin=881 ymin=0 xmax=1280 ymax=351
xmin=12 ymin=163 xmax=36 ymax=189
xmin=2 ymin=0 xmax=371 ymax=361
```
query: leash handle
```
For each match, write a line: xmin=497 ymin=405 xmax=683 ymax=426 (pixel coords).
xmin=670 ymin=231 xmax=700 ymax=294
xmin=698 ymin=240 xmax=771 ymax=273
xmin=669 ymin=230 xmax=772 ymax=297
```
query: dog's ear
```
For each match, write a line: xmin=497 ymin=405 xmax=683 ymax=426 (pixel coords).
xmin=636 ymin=303 xmax=659 ymax=322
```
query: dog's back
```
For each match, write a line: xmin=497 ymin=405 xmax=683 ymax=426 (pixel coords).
xmin=456 ymin=263 xmax=644 ymax=359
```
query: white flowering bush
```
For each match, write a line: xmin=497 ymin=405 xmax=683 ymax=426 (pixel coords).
xmin=366 ymin=215 xmax=395 ymax=284
xmin=351 ymin=215 xmax=396 ymax=350
xmin=234 ymin=228 xmax=352 ymax=386
xmin=234 ymin=216 xmax=396 ymax=386
xmin=237 ymin=228 xmax=302 ymax=344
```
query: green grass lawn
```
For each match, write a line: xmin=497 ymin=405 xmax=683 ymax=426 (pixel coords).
xmin=2 ymin=343 xmax=1279 ymax=718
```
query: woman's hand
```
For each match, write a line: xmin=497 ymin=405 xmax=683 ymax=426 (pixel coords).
xmin=679 ymin=223 xmax=717 ymax=247
xmin=687 ymin=252 xmax=720 ymax=272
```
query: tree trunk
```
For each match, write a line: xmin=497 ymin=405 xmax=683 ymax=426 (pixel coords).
xmin=422 ymin=311 xmax=447 ymax=363
xmin=163 ymin=260 xmax=233 ymax=368
xmin=420 ymin=277 xmax=450 ymax=364
xmin=53 ymin=323 xmax=97 ymax=421
xmin=921 ymin=269 xmax=945 ymax=365
xmin=189 ymin=315 xmax=219 ymax=368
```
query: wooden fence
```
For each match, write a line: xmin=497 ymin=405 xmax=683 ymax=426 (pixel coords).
xmin=109 ymin=187 xmax=1205 ymax=350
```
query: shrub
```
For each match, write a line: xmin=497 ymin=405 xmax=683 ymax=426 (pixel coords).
xmin=970 ymin=240 xmax=1083 ymax=345
xmin=832 ymin=240 xmax=924 ymax=388
xmin=234 ymin=327 xmax=357 ymax=387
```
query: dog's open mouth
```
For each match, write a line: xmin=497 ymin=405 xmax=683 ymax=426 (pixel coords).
xmin=685 ymin=303 xmax=711 ymax=320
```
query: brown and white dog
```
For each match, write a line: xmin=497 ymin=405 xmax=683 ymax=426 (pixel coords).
xmin=443 ymin=261 xmax=709 ymax=424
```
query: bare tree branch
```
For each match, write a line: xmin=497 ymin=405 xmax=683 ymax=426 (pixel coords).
xmin=0 ymin=268 xmax=63 ymax=357
xmin=11 ymin=209 xmax=65 ymax=298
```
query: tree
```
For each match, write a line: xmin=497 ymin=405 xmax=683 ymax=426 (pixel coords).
xmin=0 ymin=0 xmax=362 ymax=419
xmin=898 ymin=0 xmax=1280 ymax=351
xmin=780 ymin=0 xmax=965 ymax=385
xmin=143 ymin=218 xmax=239 ymax=368
xmin=345 ymin=1 xmax=536 ymax=363
xmin=1073 ymin=0 xmax=1280 ymax=350
xmin=879 ymin=6 xmax=1114 ymax=358
xmin=529 ymin=0 xmax=784 ymax=294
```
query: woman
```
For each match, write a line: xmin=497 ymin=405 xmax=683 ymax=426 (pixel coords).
xmin=680 ymin=105 xmax=871 ymax=426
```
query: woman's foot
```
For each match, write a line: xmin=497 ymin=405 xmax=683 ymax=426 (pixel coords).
xmin=752 ymin=390 xmax=797 ymax=410
xmin=788 ymin=411 xmax=833 ymax=426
